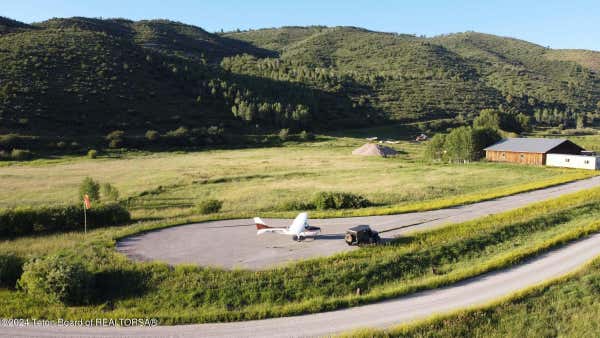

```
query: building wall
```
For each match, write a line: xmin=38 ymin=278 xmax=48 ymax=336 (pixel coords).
xmin=485 ymin=151 xmax=545 ymax=165
xmin=547 ymin=141 xmax=584 ymax=155
xmin=546 ymin=154 xmax=600 ymax=170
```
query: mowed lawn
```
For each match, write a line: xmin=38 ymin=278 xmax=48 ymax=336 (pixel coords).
xmin=0 ymin=136 xmax=592 ymax=220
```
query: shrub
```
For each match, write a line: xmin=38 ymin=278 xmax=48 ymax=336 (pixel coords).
xmin=10 ymin=149 xmax=32 ymax=161
xmin=0 ymin=254 xmax=24 ymax=288
xmin=18 ymin=255 xmax=93 ymax=305
xmin=0 ymin=203 xmax=130 ymax=238
xmin=100 ymin=183 xmax=119 ymax=201
xmin=79 ymin=177 xmax=100 ymax=201
xmin=280 ymin=200 xmax=316 ymax=211
xmin=145 ymin=130 xmax=160 ymax=141
xmin=165 ymin=126 xmax=189 ymax=138
xmin=106 ymin=130 xmax=125 ymax=148
xmin=299 ymin=130 xmax=315 ymax=141
xmin=164 ymin=127 xmax=190 ymax=146
xmin=278 ymin=128 xmax=290 ymax=141
xmin=196 ymin=199 xmax=223 ymax=214
xmin=87 ymin=149 xmax=98 ymax=159
xmin=312 ymin=192 xmax=371 ymax=210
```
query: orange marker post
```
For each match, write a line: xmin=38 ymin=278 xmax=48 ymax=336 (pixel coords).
xmin=83 ymin=194 xmax=91 ymax=234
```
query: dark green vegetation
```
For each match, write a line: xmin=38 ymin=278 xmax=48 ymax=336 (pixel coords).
xmin=1 ymin=17 xmax=600 ymax=158
xmin=18 ymin=255 xmax=93 ymax=305
xmin=1 ymin=186 xmax=599 ymax=323
xmin=195 ymin=199 xmax=223 ymax=214
xmin=0 ymin=253 xmax=23 ymax=288
xmin=0 ymin=203 xmax=130 ymax=237
xmin=227 ymin=29 xmax=600 ymax=122
xmin=425 ymin=126 xmax=501 ymax=163
xmin=347 ymin=258 xmax=600 ymax=338
xmin=284 ymin=191 xmax=371 ymax=210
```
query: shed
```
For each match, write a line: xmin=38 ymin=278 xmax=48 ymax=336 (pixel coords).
xmin=546 ymin=153 xmax=600 ymax=170
xmin=352 ymin=143 xmax=398 ymax=157
xmin=484 ymin=138 xmax=584 ymax=165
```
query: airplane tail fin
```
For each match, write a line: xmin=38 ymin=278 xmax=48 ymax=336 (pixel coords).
xmin=254 ymin=217 xmax=271 ymax=230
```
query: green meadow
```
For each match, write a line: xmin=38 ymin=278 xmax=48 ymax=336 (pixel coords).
xmin=0 ymin=136 xmax=595 ymax=221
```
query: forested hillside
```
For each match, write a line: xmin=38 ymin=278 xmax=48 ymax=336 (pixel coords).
xmin=229 ymin=28 xmax=600 ymax=123
xmin=1 ymin=17 xmax=599 ymax=157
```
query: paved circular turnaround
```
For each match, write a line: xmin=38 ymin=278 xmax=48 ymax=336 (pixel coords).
xmin=116 ymin=176 xmax=600 ymax=269
xmin=6 ymin=233 xmax=600 ymax=337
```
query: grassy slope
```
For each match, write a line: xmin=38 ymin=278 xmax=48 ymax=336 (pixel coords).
xmin=228 ymin=28 xmax=600 ymax=116
xmin=0 ymin=27 xmax=217 ymax=137
xmin=221 ymin=26 xmax=327 ymax=54
xmin=430 ymin=32 xmax=600 ymax=111
xmin=38 ymin=17 xmax=276 ymax=62
xmin=344 ymin=258 xmax=600 ymax=338
xmin=545 ymin=49 xmax=600 ymax=73
xmin=1 ymin=185 xmax=600 ymax=323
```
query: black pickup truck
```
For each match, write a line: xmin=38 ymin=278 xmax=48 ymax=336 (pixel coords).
xmin=344 ymin=225 xmax=380 ymax=245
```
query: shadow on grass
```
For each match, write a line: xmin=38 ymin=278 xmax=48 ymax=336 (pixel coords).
xmin=92 ymin=268 xmax=150 ymax=303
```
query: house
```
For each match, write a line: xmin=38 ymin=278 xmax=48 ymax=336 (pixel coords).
xmin=484 ymin=138 xmax=584 ymax=165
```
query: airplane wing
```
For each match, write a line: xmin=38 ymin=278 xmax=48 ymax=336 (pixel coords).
xmin=257 ymin=228 xmax=288 ymax=235
xmin=254 ymin=217 xmax=287 ymax=235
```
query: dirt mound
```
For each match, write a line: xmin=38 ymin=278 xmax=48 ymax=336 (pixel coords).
xmin=352 ymin=143 xmax=398 ymax=157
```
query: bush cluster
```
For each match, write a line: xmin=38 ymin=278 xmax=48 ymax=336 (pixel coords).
xmin=0 ymin=203 xmax=130 ymax=237
xmin=101 ymin=183 xmax=119 ymax=201
xmin=0 ymin=148 xmax=33 ymax=161
xmin=425 ymin=126 xmax=501 ymax=163
xmin=312 ymin=191 xmax=371 ymax=210
xmin=282 ymin=192 xmax=372 ymax=211
xmin=18 ymin=255 xmax=93 ymax=305
xmin=79 ymin=177 xmax=100 ymax=201
xmin=196 ymin=199 xmax=223 ymax=214
xmin=280 ymin=200 xmax=316 ymax=211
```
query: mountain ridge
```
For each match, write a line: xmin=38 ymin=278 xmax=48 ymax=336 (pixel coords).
xmin=1 ymin=17 xmax=599 ymax=156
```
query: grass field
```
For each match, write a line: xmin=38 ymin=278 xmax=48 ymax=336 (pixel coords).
xmin=344 ymin=257 xmax=600 ymax=338
xmin=0 ymin=132 xmax=599 ymax=325
xmin=0 ymin=135 xmax=595 ymax=221
xmin=1 ymin=186 xmax=600 ymax=323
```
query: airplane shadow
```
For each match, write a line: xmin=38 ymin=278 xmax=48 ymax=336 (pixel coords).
xmin=315 ymin=234 xmax=346 ymax=240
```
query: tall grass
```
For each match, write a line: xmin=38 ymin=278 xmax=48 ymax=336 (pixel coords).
xmin=341 ymin=257 xmax=600 ymax=338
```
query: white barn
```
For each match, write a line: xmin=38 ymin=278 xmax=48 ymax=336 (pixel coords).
xmin=546 ymin=153 xmax=600 ymax=170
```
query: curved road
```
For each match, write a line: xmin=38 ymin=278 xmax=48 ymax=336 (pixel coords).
xmin=6 ymin=233 xmax=600 ymax=337
xmin=117 ymin=176 xmax=600 ymax=269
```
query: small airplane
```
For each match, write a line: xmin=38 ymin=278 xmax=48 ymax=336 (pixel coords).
xmin=254 ymin=212 xmax=321 ymax=241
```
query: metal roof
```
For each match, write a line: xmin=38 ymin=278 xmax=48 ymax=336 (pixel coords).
xmin=484 ymin=138 xmax=572 ymax=153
